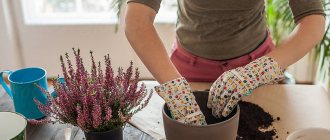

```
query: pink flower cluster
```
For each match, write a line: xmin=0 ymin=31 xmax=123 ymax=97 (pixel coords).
xmin=35 ymin=48 xmax=152 ymax=132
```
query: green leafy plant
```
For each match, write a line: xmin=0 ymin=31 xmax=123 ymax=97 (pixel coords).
xmin=266 ymin=0 xmax=329 ymax=84
xmin=111 ymin=0 xmax=125 ymax=32
xmin=266 ymin=0 xmax=295 ymax=46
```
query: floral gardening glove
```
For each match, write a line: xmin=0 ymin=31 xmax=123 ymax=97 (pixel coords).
xmin=207 ymin=56 xmax=285 ymax=118
xmin=155 ymin=77 xmax=207 ymax=125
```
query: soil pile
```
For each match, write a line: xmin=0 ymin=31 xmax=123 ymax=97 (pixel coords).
xmin=236 ymin=101 xmax=279 ymax=140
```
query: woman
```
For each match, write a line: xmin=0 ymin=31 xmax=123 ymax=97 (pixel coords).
xmin=125 ymin=0 xmax=325 ymax=125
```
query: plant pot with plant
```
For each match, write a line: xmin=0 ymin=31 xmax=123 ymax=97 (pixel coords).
xmin=162 ymin=91 xmax=240 ymax=140
xmin=34 ymin=48 xmax=152 ymax=140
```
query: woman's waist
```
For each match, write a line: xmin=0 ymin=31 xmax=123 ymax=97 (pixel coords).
xmin=176 ymin=28 xmax=268 ymax=60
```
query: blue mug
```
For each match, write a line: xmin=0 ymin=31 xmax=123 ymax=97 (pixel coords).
xmin=0 ymin=67 xmax=48 ymax=119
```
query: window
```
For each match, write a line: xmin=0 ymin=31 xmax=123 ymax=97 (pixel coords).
xmin=156 ymin=0 xmax=177 ymax=23
xmin=21 ymin=0 xmax=177 ymax=25
xmin=21 ymin=0 xmax=117 ymax=25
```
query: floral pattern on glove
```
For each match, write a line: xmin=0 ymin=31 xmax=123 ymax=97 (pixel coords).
xmin=207 ymin=56 xmax=285 ymax=118
xmin=155 ymin=77 xmax=207 ymax=125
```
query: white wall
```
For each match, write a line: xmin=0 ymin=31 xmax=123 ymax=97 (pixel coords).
xmin=286 ymin=52 xmax=317 ymax=83
xmin=4 ymin=0 xmax=175 ymax=79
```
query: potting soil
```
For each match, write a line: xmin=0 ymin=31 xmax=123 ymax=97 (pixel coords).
xmin=236 ymin=101 xmax=279 ymax=140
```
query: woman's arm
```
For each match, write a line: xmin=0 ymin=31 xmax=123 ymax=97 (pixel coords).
xmin=208 ymin=14 xmax=326 ymax=117
xmin=266 ymin=15 xmax=325 ymax=68
xmin=124 ymin=3 xmax=181 ymax=84
xmin=125 ymin=3 xmax=207 ymax=125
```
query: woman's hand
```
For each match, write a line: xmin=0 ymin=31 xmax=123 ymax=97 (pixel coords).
xmin=207 ymin=56 xmax=285 ymax=118
xmin=155 ymin=77 xmax=207 ymax=125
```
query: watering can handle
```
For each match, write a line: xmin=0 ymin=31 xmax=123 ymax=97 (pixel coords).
xmin=0 ymin=70 xmax=13 ymax=99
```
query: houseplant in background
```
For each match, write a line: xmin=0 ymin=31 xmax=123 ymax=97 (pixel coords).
xmin=35 ymin=48 xmax=152 ymax=140
xmin=266 ymin=0 xmax=330 ymax=85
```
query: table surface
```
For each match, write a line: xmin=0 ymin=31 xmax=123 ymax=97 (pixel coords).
xmin=130 ymin=81 xmax=330 ymax=140
xmin=194 ymin=83 xmax=330 ymax=139
xmin=1 ymin=81 xmax=330 ymax=140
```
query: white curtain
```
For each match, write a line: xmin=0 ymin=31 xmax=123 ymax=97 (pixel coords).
xmin=0 ymin=0 xmax=23 ymax=70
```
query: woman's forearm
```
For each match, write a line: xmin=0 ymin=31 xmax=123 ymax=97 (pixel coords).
xmin=266 ymin=15 xmax=325 ymax=68
xmin=125 ymin=3 xmax=181 ymax=84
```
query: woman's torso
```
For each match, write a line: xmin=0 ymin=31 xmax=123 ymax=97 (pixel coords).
xmin=176 ymin=0 xmax=267 ymax=60
xmin=127 ymin=0 xmax=324 ymax=60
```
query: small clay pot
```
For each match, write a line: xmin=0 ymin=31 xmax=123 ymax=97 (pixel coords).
xmin=162 ymin=91 xmax=240 ymax=140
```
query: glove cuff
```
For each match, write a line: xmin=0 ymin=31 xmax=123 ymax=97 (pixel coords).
xmin=155 ymin=77 xmax=192 ymax=102
xmin=155 ymin=77 xmax=207 ymax=125
xmin=233 ymin=56 xmax=285 ymax=89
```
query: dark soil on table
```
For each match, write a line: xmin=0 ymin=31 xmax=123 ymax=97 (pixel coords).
xmin=192 ymin=91 xmax=281 ymax=139
xmin=236 ymin=101 xmax=279 ymax=140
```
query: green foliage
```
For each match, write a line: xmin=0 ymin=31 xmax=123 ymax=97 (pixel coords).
xmin=266 ymin=0 xmax=295 ymax=46
xmin=267 ymin=0 xmax=329 ymax=82
xmin=111 ymin=0 xmax=124 ymax=32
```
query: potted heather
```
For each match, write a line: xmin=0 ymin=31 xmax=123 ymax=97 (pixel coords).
xmin=35 ymin=48 xmax=152 ymax=140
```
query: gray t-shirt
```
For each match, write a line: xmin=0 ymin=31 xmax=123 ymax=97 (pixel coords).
xmin=127 ymin=0 xmax=325 ymax=60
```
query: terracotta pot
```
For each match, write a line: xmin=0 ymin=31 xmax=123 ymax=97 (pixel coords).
xmin=84 ymin=127 xmax=123 ymax=140
xmin=162 ymin=91 xmax=240 ymax=140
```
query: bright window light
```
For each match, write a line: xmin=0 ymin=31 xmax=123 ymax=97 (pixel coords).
xmin=21 ymin=0 xmax=118 ymax=25
xmin=21 ymin=0 xmax=177 ymax=25
xmin=156 ymin=0 xmax=177 ymax=23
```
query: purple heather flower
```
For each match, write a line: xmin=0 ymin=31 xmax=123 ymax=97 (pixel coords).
xmin=92 ymin=100 xmax=102 ymax=129
xmin=34 ymin=48 xmax=152 ymax=132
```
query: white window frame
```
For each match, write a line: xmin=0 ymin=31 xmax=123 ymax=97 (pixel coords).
xmin=21 ymin=0 xmax=177 ymax=25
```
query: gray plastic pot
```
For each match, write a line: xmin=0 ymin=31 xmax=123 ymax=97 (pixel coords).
xmin=162 ymin=91 xmax=240 ymax=140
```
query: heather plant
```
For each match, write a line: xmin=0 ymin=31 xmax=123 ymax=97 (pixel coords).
xmin=35 ymin=48 xmax=152 ymax=132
